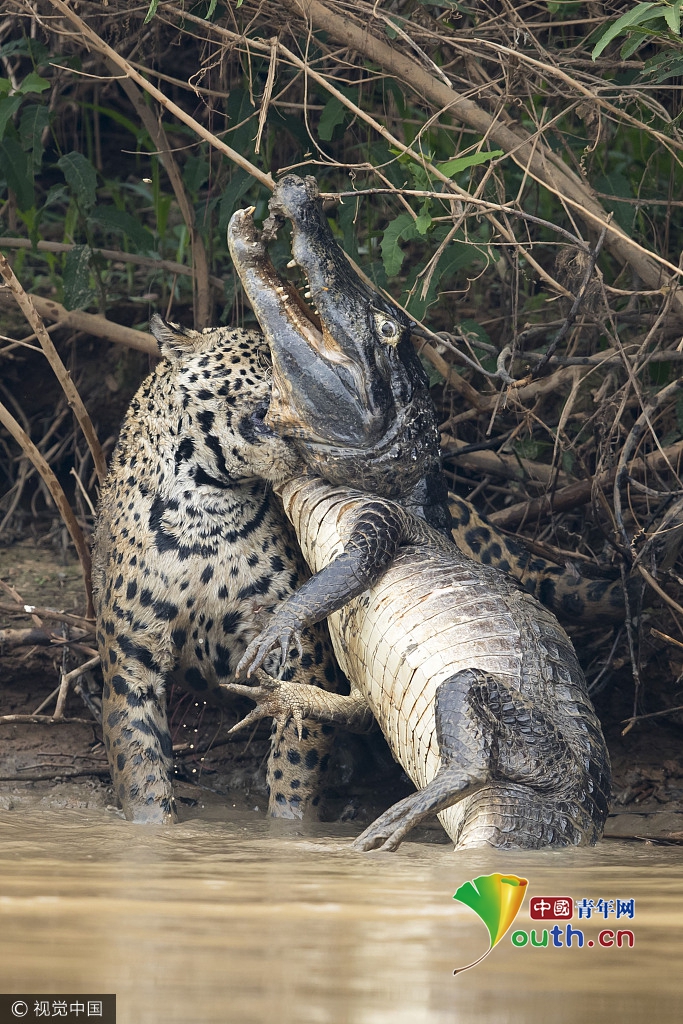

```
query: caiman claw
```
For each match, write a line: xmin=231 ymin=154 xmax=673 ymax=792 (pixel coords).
xmin=235 ymin=617 xmax=304 ymax=677
xmin=223 ymin=671 xmax=306 ymax=745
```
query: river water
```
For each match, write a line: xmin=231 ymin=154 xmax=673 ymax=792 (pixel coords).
xmin=0 ymin=807 xmax=680 ymax=1024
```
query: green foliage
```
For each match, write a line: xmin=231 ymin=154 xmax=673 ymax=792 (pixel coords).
xmin=0 ymin=3 xmax=680 ymax=338
xmin=63 ymin=245 xmax=95 ymax=310
xmin=437 ymin=150 xmax=504 ymax=176
xmin=592 ymin=2 xmax=682 ymax=60
xmin=58 ymin=152 xmax=98 ymax=212
xmin=89 ymin=207 xmax=156 ymax=253
xmin=381 ymin=213 xmax=419 ymax=277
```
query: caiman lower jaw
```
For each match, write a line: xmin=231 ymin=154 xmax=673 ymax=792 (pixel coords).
xmin=228 ymin=207 xmax=390 ymax=447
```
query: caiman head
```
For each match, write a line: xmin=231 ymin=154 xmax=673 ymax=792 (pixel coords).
xmin=227 ymin=174 xmax=450 ymax=532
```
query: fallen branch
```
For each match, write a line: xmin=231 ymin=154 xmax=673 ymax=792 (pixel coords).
xmin=0 ymin=600 xmax=95 ymax=630
xmin=488 ymin=439 xmax=683 ymax=530
xmin=0 ymin=292 xmax=158 ymax=355
xmin=0 ymin=237 xmax=225 ymax=290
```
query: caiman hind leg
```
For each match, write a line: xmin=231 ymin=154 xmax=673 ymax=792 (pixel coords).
xmin=354 ymin=667 xmax=607 ymax=852
xmin=225 ymin=672 xmax=376 ymax=738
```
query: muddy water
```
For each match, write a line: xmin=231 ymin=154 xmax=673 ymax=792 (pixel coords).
xmin=0 ymin=808 xmax=680 ymax=1024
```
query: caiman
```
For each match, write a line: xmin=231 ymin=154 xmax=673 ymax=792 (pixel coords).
xmin=224 ymin=176 xmax=612 ymax=850
xmin=228 ymin=175 xmax=626 ymax=626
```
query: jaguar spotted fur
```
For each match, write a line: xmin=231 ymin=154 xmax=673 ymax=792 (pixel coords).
xmin=92 ymin=317 xmax=342 ymax=823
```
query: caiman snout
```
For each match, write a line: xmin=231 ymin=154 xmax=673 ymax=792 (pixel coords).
xmin=228 ymin=176 xmax=445 ymax=505
xmin=228 ymin=206 xmax=391 ymax=448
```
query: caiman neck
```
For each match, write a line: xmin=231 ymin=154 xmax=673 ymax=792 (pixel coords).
xmin=404 ymin=465 xmax=453 ymax=537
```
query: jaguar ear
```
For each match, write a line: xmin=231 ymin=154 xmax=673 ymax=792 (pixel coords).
xmin=149 ymin=314 xmax=196 ymax=360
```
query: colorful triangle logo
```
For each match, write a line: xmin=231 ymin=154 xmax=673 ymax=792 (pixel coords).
xmin=453 ymin=872 xmax=528 ymax=974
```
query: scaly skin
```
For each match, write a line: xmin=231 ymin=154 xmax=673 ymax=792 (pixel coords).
xmin=231 ymin=476 xmax=611 ymax=851
xmin=223 ymin=179 xmax=612 ymax=850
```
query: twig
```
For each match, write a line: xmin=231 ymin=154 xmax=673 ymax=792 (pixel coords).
xmin=0 ymin=715 xmax=94 ymax=726
xmin=614 ymin=378 xmax=683 ymax=556
xmin=532 ymin=223 xmax=609 ymax=377
xmin=276 ymin=0 xmax=683 ymax=307
xmin=0 ymin=400 xmax=93 ymax=616
xmin=0 ymin=626 xmax=89 ymax=648
xmin=0 ymin=252 xmax=107 ymax=485
xmin=651 ymin=627 xmax=683 ymax=652
xmin=114 ymin=71 xmax=211 ymax=328
xmin=637 ymin=566 xmax=683 ymax=619
xmin=0 ymin=237 xmax=225 ymax=289
xmin=0 ymin=600 xmax=94 ymax=629
xmin=46 ymin=0 xmax=274 ymax=190
xmin=54 ymin=655 xmax=101 ymax=720
xmin=255 ymin=37 xmax=278 ymax=155
xmin=0 ymin=768 xmax=110 ymax=780
xmin=488 ymin=438 xmax=683 ymax=530
xmin=0 ymin=292 xmax=158 ymax=355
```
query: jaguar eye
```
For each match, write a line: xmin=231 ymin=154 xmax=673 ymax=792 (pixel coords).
xmin=250 ymin=400 xmax=271 ymax=435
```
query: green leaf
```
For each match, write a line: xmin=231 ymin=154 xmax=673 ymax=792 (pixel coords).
xmin=182 ymin=153 xmax=209 ymax=196
xmin=415 ymin=206 xmax=432 ymax=235
xmin=665 ymin=0 xmax=681 ymax=33
xmin=318 ymin=96 xmax=346 ymax=142
xmin=218 ymin=169 xmax=253 ymax=237
xmin=58 ymin=151 xmax=97 ymax=211
xmin=17 ymin=71 xmax=50 ymax=95
xmin=0 ymin=137 xmax=34 ymax=210
xmin=143 ymin=0 xmax=160 ymax=24
xmin=415 ymin=0 xmax=463 ymax=8
xmin=63 ymin=245 xmax=94 ymax=310
xmin=0 ymin=38 xmax=48 ymax=63
xmin=0 ymin=94 xmax=22 ymax=141
xmin=0 ymin=79 xmax=11 ymax=97
xmin=384 ymin=18 xmax=399 ymax=40
xmin=459 ymin=318 xmax=492 ymax=350
xmin=403 ymin=240 xmax=483 ymax=319
xmin=19 ymin=104 xmax=49 ymax=168
xmin=643 ymin=50 xmax=683 ymax=80
xmin=42 ymin=183 xmax=69 ymax=209
xmin=205 ymin=0 xmax=218 ymax=17
xmin=89 ymin=205 xmax=155 ymax=252
xmin=437 ymin=150 xmax=504 ymax=177
xmin=381 ymin=213 xmax=419 ymax=277
xmin=592 ymin=3 xmax=660 ymax=59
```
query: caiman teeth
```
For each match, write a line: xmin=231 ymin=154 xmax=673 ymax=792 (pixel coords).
xmin=286 ymin=258 xmax=297 ymax=269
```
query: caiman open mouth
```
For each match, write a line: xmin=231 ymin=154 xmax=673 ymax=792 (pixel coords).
xmin=228 ymin=204 xmax=383 ymax=447
xmin=229 ymin=176 xmax=450 ymax=521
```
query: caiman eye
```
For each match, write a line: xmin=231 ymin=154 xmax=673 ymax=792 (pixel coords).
xmin=375 ymin=314 xmax=400 ymax=345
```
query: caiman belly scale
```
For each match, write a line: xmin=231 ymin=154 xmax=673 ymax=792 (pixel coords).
xmin=235 ymin=475 xmax=611 ymax=852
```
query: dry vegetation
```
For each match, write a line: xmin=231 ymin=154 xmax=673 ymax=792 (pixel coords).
xmin=1 ymin=1 xmax=683 ymax=822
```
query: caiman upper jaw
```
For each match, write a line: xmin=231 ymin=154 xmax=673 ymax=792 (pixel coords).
xmin=228 ymin=207 xmax=387 ymax=447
